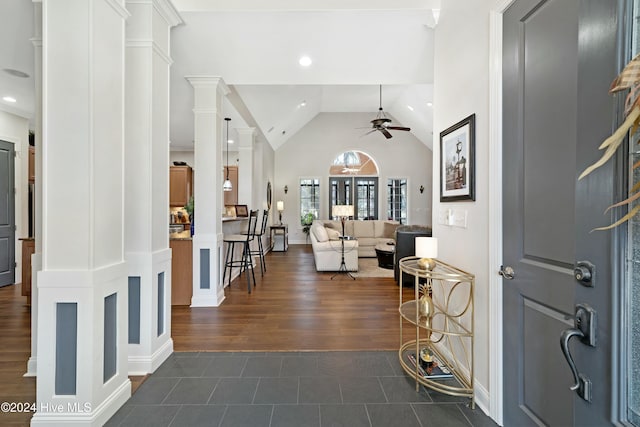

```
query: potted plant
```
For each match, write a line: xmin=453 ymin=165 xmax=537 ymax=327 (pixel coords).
xmin=301 ymin=212 xmax=314 ymax=241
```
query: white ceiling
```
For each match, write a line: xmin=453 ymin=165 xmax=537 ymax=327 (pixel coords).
xmin=0 ymin=0 xmax=438 ymax=150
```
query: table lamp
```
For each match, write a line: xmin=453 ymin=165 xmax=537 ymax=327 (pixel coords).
xmin=415 ymin=236 xmax=438 ymax=323
xmin=415 ymin=237 xmax=438 ymax=271
xmin=277 ymin=200 xmax=284 ymax=225
xmin=332 ymin=204 xmax=354 ymax=237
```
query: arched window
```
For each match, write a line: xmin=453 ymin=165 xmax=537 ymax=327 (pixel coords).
xmin=329 ymin=151 xmax=379 ymax=220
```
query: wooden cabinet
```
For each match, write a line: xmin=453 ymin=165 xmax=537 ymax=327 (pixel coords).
xmin=170 ymin=166 xmax=193 ymax=207
xmin=170 ymin=238 xmax=192 ymax=305
xmin=28 ymin=146 xmax=35 ymax=183
xmin=21 ymin=238 xmax=35 ymax=304
xmin=223 ymin=166 xmax=238 ymax=205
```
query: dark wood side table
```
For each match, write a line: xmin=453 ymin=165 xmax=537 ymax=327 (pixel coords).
xmin=270 ymin=224 xmax=288 ymax=252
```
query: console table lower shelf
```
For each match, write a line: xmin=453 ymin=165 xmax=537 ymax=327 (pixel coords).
xmin=398 ymin=339 xmax=474 ymax=405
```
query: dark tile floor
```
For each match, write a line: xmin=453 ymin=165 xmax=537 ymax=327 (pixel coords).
xmin=106 ymin=351 xmax=497 ymax=427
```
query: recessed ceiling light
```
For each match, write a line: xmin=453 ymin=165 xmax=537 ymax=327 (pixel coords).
xmin=299 ymin=56 xmax=312 ymax=67
xmin=227 ymin=139 xmax=234 ymax=144
xmin=3 ymin=68 xmax=29 ymax=78
xmin=299 ymin=100 xmax=307 ymax=108
xmin=407 ymin=105 xmax=414 ymax=111
xmin=2 ymin=96 xmax=17 ymax=103
xmin=427 ymin=102 xmax=433 ymax=107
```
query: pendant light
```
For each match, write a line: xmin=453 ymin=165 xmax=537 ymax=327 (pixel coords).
xmin=223 ymin=117 xmax=232 ymax=192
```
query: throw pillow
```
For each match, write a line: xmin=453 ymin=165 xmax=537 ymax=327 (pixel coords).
xmin=325 ymin=227 xmax=341 ymax=240
xmin=383 ymin=222 xmax=400 ymax=239
xmin=311 ymin=223 xmax=329 ymax=242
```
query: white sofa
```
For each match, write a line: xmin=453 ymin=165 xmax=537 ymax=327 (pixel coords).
xmin=309 ymin=222 xmax=359 ymax=271
xmin=319 ymin=219 xmax=399 ymax=257
xmin=309 ymin=219 xmax=400 ymax=272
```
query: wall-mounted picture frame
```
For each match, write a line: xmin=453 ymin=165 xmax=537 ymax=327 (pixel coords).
xmin=440 ymin=114 xmax=476 ymax=202
xmin=234 ymin=204 xmax=249 ymax=217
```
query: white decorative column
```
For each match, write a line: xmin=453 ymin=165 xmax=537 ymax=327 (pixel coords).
xmin=26 ymin=0 xmax=42 ymax=378
xmin=237 ymin=127 xmax=256 ymax=206
xmin=186 ymin=76 xmax=229 ymax=307
xmin=33 ymin=1 xmax=131 ymax=425
xmin=124 ymin=0 xmax=182 ymax=375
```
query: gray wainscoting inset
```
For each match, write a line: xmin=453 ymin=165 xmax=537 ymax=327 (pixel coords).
xmin=104 ymin=293 xmax=117 ymax=383
xmin=157 ymin=272 xmax=165 ymax=337
xmin=200 ymin=249 xmax=210 ymax=289
xmin=55 ymin=302 xmax=77 ymax=395
xmin=128 ymin=277 xmax=141 ymax=344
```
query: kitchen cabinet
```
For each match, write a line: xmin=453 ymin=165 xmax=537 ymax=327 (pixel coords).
xmin=170 ymin=165 xmax=193 ymax=207
xmin=21 ymin=238 xmax=35 ymax=305
xmin=223 ymin=166 xmax=238 ymax=205
xmin=170 ymin=237 xmax=192 ymax=305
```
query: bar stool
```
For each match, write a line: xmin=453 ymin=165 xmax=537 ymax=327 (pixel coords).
xmin=223 ymin=210 xmax=258 ymax=293
xmin=245 ymin=209 xmax=269 ymax=276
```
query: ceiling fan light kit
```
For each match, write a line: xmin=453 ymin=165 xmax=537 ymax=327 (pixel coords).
xmin=366 ymin=85 xmax=411 ymax=139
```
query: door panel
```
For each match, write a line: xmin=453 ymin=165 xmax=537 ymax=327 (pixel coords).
xmin=0 ymin=140 xmax=15 ymax=287
xmin=503 ymin=0 xmax=617 ymax=425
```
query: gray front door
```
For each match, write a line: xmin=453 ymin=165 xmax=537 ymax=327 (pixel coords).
xmin=503 ymin=0 xmax=618 ymax=425
xmin=0 ymin=140 xmax=15 ymax=287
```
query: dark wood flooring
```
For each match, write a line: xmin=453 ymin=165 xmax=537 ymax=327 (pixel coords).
xmin=0 ymin=244 xmax=414 ymax=425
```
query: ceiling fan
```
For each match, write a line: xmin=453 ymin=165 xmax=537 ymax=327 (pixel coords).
xmin=364 ymin=85 xmax=411 ymax=139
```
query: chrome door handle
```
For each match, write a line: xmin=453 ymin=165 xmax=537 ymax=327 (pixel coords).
xmin=498 ymin=265 xmax=515 ymax=280
xmin=559 ymin=304 xmax=596 ymax=402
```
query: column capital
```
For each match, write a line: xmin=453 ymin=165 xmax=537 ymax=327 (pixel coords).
xmin=185 ymin=76 xmax=230 ymax=95
xmin=236 ymin=127 xmax=256 ymax=136
xmin=126 ymin=0 xmax=183 ymax=26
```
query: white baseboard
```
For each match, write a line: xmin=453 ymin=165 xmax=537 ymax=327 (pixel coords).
xmin=30 ymin=377 xmax=131 ymax=426
xmin=128 ymin=338 xmax=174 ymax=375
xmin=24 ymin=357 xmax=37 ymax=377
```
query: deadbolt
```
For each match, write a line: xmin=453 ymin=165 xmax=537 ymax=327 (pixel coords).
xmin=574 ymin=261 xmax=595 ymax=287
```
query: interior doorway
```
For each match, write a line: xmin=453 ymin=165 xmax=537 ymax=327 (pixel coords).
xmin=0 ymin=139 xmax=16 ymax=287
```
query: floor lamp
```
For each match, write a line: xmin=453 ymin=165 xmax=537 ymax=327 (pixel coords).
xmin=331 ymin=204 xmax=355 ymax=280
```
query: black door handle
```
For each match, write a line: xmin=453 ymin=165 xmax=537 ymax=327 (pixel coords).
xmin=559 ymin=304 xmax=596 ymax=402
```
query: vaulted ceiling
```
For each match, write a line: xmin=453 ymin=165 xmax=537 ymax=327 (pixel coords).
xmin=0 ymin=0 xmax=439 ymax=150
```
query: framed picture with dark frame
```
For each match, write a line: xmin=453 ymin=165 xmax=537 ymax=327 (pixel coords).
xmin=234 ymin=204 xmax=249 ymax=217
xmin=440 ymin=114 xmax=476 ymax=202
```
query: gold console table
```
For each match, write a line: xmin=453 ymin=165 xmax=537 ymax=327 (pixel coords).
xmin=398 ymin=256 xmax=475 ymax=407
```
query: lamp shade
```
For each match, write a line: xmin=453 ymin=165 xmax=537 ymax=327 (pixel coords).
xmin=332 ymin=205 xmax=354 ymax=218
xmin=415 ymin=237 xmax=438 ymax=259
xmin=276 ymin=201 xmax=284 ymax=211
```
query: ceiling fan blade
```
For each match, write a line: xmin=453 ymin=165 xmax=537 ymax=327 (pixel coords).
xmin=361 ymin=129 xmax=378 ymax=137
xmin=387 ymin=126 xmax=411 ymax=131
xmin=379 ymin=128 xmax=393 ymax=139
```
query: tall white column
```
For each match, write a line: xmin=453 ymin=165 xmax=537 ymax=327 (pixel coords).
xmin=186 ymin=77 xmax=229 ymax=307
xmin=237 ymin=127 xmax=255 ymax=207
xmin=124 ymin=0 xmax=182 ymax=375
xmin=33 ymin=1 xmax=131 ymax=425
xmin=26 ymin=0 xmax=42 ymax=378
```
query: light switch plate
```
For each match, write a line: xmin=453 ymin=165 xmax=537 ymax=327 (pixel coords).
xmin=452 ymin=209 xmax=468 ymax=228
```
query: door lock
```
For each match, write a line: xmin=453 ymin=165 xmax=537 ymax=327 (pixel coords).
xmin=574 ymin=261 xmax=595 ymax=287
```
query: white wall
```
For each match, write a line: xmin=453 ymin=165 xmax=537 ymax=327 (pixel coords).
xmin=276 ymin=112 xmax=433 ymax=243
xmin=0 ymin=110 xmax=29 ymax=281
xmin=433 ymin=0 xmax=492 ymax=411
